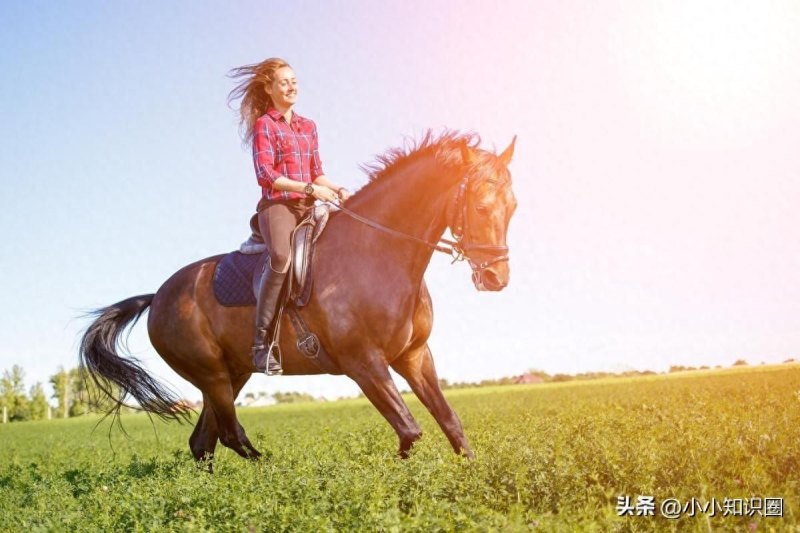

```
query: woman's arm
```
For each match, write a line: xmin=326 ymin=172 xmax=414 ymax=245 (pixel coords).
xmin=253 ymin=119 xmax=282 ymax=189
xmin=271 ymin=177 xmax=307 ymax=193
xmin=312 ymin=175 xmax=350 ymax=201
xmin=271 ymin=176 xmax=338 ymax=202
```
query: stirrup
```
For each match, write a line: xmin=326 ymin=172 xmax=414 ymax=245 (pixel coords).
xmin=252 ymin=341 xmax=283 ymax=376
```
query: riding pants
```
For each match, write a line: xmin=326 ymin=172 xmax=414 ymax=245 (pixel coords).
xmin=256 ymin=199 xmax=313 ymax=273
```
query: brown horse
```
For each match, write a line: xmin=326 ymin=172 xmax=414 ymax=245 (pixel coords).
xmin=80 ymin=131 xmax=517 ymax=463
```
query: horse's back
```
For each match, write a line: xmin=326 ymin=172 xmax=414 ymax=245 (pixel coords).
xmin=150 ymin=254 xmax=225 ymax=318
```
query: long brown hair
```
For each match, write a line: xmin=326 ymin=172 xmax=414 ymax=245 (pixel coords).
xmin=227 ymin=57 xmax=291 ymax=145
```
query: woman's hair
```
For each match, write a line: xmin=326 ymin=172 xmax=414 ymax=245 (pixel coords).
xmin=227 ymin=57 xmax=291 ymax=145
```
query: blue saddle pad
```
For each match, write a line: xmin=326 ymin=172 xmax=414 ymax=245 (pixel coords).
xmin=213 ymin=251 xmax=264 ymax=307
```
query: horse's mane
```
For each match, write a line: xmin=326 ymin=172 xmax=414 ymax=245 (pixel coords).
xmin=356 ymin=130 xmax=481 ymax=194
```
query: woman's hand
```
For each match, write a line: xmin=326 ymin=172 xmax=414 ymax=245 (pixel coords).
xmin=310 ymin=184 xmax=339 ymax=203
xmin=337 ymin=188 xmax=351 ymax=203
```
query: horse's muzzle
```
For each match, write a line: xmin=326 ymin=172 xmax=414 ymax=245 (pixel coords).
xmin=472 ymin=268 xmax=508 ymax=291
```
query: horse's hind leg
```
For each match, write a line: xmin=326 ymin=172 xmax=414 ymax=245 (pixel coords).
xmin=343 ymin=353 xmax=423 ymax=458
xmin=229 ymin=373 xmax=261 ymax=458
xmin=391 ymin=343 xmax=474 ymax=458
xmin=189 ymin=373 xmax=257 ymax=466
xmin=189 ymin=401 xmax=217 ymax=465
xmin=203 ymin=372 xmax=262 ymax=460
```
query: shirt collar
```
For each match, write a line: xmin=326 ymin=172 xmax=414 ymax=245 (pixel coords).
xmin=266 ymin=106 xmax=304 ymax=124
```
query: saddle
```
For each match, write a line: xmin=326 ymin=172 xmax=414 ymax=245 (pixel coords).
xmin=218 ymin=204 xmax=340 ymax=374
xmin=241 ymin=204 xmax=331 ymax=307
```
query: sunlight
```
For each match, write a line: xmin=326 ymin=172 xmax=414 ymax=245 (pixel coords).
xmin=619 ymin=1 xmax=800 ymax=146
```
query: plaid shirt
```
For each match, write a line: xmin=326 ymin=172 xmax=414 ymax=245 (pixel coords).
xmin=252 ymin=107 xmax=325 ymax=202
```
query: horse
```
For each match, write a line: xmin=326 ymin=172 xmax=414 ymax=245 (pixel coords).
xmin=79 ymin=130 xmax=517 ymax=464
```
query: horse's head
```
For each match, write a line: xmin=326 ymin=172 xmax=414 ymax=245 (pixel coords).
xmin=450 ymin=137 xmax=518 ymax=291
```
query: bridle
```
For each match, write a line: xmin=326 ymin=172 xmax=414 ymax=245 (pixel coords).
xmin=328 ymin=175 xmax=510 ymax=281
xmin=446 ymin=176 xmax=510 ymax=285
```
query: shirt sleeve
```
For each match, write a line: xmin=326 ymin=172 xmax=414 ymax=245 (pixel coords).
xmin=252 ymin=118 xmax=282 ymax=188
xmin=309 ymin=121 xmax=325 ymax=179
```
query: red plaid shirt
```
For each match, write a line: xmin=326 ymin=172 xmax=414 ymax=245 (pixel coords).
xmin=252 ymin=107 xmax=325 ymax=202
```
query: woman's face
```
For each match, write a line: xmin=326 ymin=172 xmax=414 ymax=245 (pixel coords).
xmin=266 ymin=66 xmax=298 ymax=109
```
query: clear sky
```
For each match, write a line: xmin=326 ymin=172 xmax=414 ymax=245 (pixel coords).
xmin=2 ymin=1 xmax=799 ymax=402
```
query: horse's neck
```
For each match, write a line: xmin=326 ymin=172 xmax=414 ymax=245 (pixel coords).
xmin=343 ymin=155 xmax=460 ymax=281
xmin=353 ymin=157 xmax=455 ymax=228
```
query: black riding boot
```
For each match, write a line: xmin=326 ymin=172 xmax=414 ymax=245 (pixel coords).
xmin=252 ymin=262 xmax=288 ymax=375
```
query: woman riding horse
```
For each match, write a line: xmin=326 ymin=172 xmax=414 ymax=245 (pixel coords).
xmin=228 ymin=58 xmax=351 ymax=375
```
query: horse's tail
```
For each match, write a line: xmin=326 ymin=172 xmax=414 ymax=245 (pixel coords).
xmin=79 ymin=294 xmax=192 ymax=423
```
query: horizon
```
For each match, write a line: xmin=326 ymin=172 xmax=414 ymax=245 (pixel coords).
xmin=3 ymin=357 xmax=794 ymax=409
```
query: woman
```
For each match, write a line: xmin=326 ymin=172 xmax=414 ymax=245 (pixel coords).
xmin=228 ymin=58 xmax=351 ymax=375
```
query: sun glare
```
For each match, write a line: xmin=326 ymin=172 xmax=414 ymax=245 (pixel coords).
xmin=618 ymin=1 xmax=800 ymax=147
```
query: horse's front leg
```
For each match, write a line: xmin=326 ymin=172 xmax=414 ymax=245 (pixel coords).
xmin=391 ymin=343 xmax=474 ymax=458
xmin=343 ymin=351 xmax=422 ymax=457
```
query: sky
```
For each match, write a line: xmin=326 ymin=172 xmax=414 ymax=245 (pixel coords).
xmin=1 ymin=1 xmax=799 ymax=402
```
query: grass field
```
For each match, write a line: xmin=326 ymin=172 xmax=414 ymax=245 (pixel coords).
xmin=1 ymin=364 xmax=798 ymax=532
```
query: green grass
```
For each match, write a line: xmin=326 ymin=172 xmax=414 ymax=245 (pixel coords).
xmin=1 ymin=365 xmax=799 ymax=532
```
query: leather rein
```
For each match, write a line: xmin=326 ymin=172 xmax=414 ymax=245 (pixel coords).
xmin=327 ymin=175 xmax=510 ymax=278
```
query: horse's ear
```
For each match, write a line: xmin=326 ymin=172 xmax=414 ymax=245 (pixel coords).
xmin=460 ymin=142 xmax=478 ymax=166
xmin=498 ymin=135 xmax=516 ymax=166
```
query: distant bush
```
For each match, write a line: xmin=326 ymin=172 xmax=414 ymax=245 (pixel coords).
xmin=272 ymin=391 xmax=317 ymax=404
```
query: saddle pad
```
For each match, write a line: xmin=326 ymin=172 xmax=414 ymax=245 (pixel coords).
xmin=212 ymin=251 xmax=263 ymax=307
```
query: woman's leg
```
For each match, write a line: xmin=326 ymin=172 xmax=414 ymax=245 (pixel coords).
xmin=251 ymin=202 xmax=302 ymax=373
xmin=259 ymin=202 xmax=300 ymax=273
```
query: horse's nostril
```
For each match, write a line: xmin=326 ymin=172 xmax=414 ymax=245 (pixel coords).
xmin=483 ymin=270 xmax=505 ymax=289
xmin=483 ymin=270 xmax=508 ymax=291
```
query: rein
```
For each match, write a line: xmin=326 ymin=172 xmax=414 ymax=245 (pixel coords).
xmin=330 ymin=202 xmax=457 ymax=255
xmin=326 ymin=175 xmax=509 ymax=276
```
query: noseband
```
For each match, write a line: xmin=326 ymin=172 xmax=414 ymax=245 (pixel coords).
xmin=331 ymin=175 xmax=510 ymax=280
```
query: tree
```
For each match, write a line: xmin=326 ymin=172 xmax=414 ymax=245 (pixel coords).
xmin=732 ymin=359 xmax=748 ymax=367
xmin=50 ymin=366 xmax=124 ymax=418
xmin=29 ymin=382 xmax=50 ymax=420
xmin=49 ymin=367 xmax=72 ymax=418
xmin=1 ymin=365 xmax=31 ymax=422
xmin=272 ymin=391 xmax=316 ymax=404
xmin=69 ymin=368 xmax=90 ymax=416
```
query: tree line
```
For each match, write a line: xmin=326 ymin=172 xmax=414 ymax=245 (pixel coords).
xmin=436 ymin=358 xmax=797 ymax=390
xmin=4 ymin=358 xmax=796 ymax=421
xmin=0 ymin=365 xmax=118 ymax=423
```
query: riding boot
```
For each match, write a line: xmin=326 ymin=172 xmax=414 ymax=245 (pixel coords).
xmin=252 ymin=262 xmax=288 ymax=375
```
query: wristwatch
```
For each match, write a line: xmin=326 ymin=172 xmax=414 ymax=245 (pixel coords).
xmin=303 ymin=183 xmax=314 ymax=196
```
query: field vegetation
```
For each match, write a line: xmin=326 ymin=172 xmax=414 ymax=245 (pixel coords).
xmin=1 ymin=364 xmax=798 ymax=531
